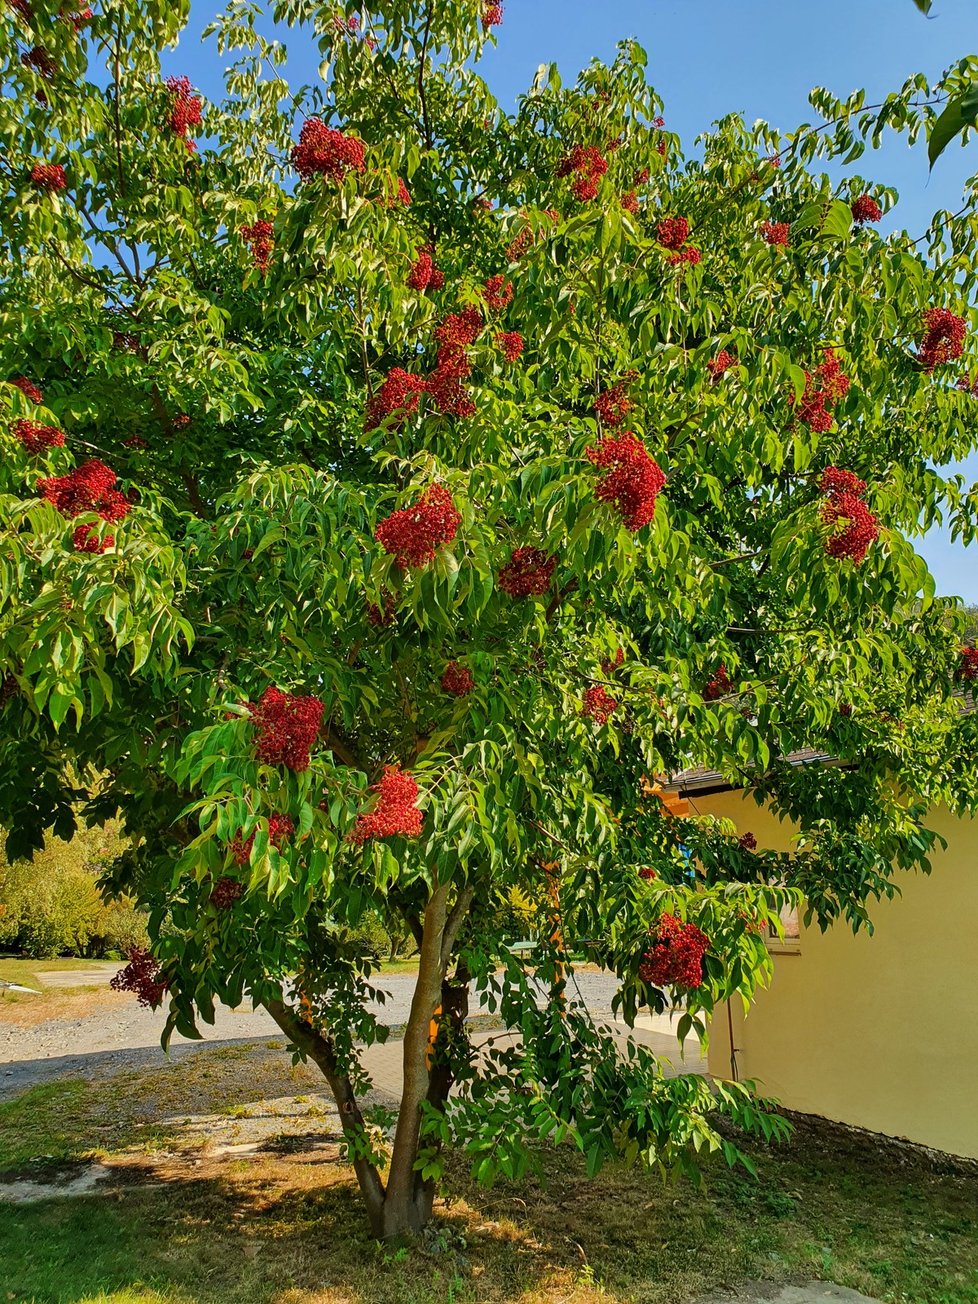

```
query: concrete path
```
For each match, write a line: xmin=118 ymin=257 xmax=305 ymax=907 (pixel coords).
xmin=1 ymin=968 xmax=705 ymax=1099
xmin=700 ymin=1286 xmax=879 ymax=1303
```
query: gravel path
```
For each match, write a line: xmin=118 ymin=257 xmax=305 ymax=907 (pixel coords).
xmin=1 ymin=969 xmax=623 ymax=1100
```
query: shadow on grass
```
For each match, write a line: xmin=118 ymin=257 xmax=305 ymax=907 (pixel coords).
xmin=2 ymin=1047 xmax=978 ymax=1304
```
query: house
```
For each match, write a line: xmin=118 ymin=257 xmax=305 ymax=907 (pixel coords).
xmin=663 ymin=762 xmax=978 ymax=1162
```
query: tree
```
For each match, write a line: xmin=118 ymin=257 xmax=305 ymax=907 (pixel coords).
xmin=3 ymin=0 xmax=978 ymax=1239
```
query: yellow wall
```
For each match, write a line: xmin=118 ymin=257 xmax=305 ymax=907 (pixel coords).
xmin=701 ymin=790 xmax=978 ymax=1160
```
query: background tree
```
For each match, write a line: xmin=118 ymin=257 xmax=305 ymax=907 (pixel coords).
xmin=3 ymin=0 xmax=978 ymax=1239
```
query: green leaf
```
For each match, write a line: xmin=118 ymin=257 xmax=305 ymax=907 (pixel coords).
xmin=928 ymin=81 xmax=978 ymax=168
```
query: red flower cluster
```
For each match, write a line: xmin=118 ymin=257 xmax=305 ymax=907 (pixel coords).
xmin=704 ymin=663 xmax=733 ymax=700
xmin=441 ymin=661 xmax=474 ymax=697
xmin=620 ymin=190 xmax=639 ymax=214
xmin=585 ymin=431 xmax=666 ymax=531
xmin=482 ymin=2 xmax=503 ymax=25
xmin=291 ymin=119 xmax=366 ymax=183
xmin=428 ymin=307 xmax=482 ymax=415
xmin=918 ymin=307 xmax=967 ymax=372
xmin=366 ymin=590 xmax=395 ymax=627
xmin=794 ymin=349 xmax=850 ymax=432
xmin=555 ymin=145 xmax=608 ymax=202
xmin=594 ymin=378 xmax=634 ymax=428
xmin=241 ymin=220 xmax=274 ymax=275
xmin=582 ymin=683 xmax=618 ymax=724
xmin=820 ymin=471 xmax=879 ymax=563
xmin=497 ymin=331 xmax=523 ymax=362
xmin=30 ymin=162 xmax=66 ymax=190
xmin=407 ymin=245 xmax=444 ymax=291
xmin=348 ymin=766 xmax=423 ymax=843
xmin=739 ymin=832 xmax=758 ymax=851
xmin=72 ymin=523 xmax=113 ymax=553
xmin=375 ymin=484 xmax=461 ymax=568
xmin=7 ymin=0 xmax=33 ymax=22
xmin=364 ymin=367 xmax=427 ymax=430
xmin=761 ymin=220 xmax=790 ymax=246
xmin=851 ymin=193 xmax=882 ymax=225
xmin=498 ymin=546 xmax=556 ymax=597
xmin=638 ymin=914 xmax=709 ymax=989
xmin=956 ymin=374 xmax=978 ymax=396
xmin=249 ymin=686 xmax=324 ymax=771
xmin=110 ymin=947 xmax=169 ymax=1008
xmin=12 ymin=418 xmax=63 ymax=453
xmin=165 ymin=76 xmax=202 ymax=146
xmin=11 ymin=376 xmax=43 ymax=404
xmin=656 ymin=216 xmax=689 ymax=250
xmin=484 ymin=274 xmax=513 ymax=312
xmin=958 ymin=647 xmax=978 ymax=683
xmin=600 ymin=647 xmax=624 ymax=675
xmin=707 ymin=350 xmax=736 ymax=380
xmin=638 ymin=866 xmax=657 ymax=880
xmin=210 ymin=876 xmax=244 ymax=909
xmin=38 ymin=459 xmax=131 ymax=522
xmin=22 ymin=45 xmax=55 ymax=78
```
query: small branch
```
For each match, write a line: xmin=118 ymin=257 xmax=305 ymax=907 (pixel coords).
xmin=417 ymin=7 xmax=434 ymax=152
xmin=546 ymin=578 xmax=579 ymax=623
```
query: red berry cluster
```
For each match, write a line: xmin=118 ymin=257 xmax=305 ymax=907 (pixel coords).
xmin=428 ymin=307 xmax=482 ymax=415
xmin=639 ymin=866 xmax=657 ymax=880
xmin=407 ymin=245 xmax=445 ymax=291
xmin=394 ymin=176 xmax=411 ymax=205
xmin=704 ymin=663 xmax=733 ymax=700
xmin=638 ymin=914 xmax=709 ymax=989
xmin=31 ymin=162 xmax=66 ymax=190
xmin=110 ymin=947 xmax=169 ymax=1008
xmin=210 ymin=876 xmax=244 ymax=909
xmin=794 ymin=349 xmax=850 ymax=432
xmin=22 ymin=46 xmax=55 ymax=78
xmin=820 ymin=471 xmax=879 ymax=563
xmin=594 ymin=378 xmax=634 ymax=428
xmin=668 ymin=247 xmax=701 ymax=267
xmin=497 ymin=331 xmax=524 ymax=363
xmin=761 ymin=220 xmax=790 ymax=247
xmin=72 ymin=523 xmax=113 ymax=553
xmin=291 ymin=119 xmax=366 ymax=182
xmin=39 ymin=459 xmax=131 ymax=522
xmin=656 ymin=216 xmax=689 ymax=250
xmin=441 ymin=661 xmax=474 ymax=697
xmin=585 ymin=431 xmax=666 ymax=531
xmin=249 ymin=686 xmax=324 ymax=771
xmin=482 ymin=2 xmax=503 ymax=25
xmin=918 ymin=307 xmax=967 ymax=372
xmin=364 ymin=367 xmax=427 ymax=430
xmin=7 ymin=0 xmax=34 ymax=22
xmin=165 ymin=76 xmax=202 ymax=151
xmin=498 ymin=546 xmax=556 ymax=597
xmin=707 ymin=350 xmax=736 ymax=380
xmin=375 ymin=484 xmax=462 ymax=568
xmin=958 ymin=647 xmax=978 ymax=683
xmin=366 ymin=590 xmax=395 ymax=627
xmin=620 ymin=191 xmax=639 ymax=214
xmin=555 ymin=145 xmax=608 ymax=202
xmin=505 ymin=227 xmax=535 ymax=262
xmin=600 ymin=647 xmax=624 ymax=675
xmin=851 ymin=193 xmax=882 ymax=225
xmin=230 ymin=813 xmax=294 ymax=865
xmin=12 ymin=418 xmax=64 ymax=453
xmin=348 ymin=766 xmax=423 ymax=843
xmin=11 ymin=376 xmax=43 ymax=404
xmin=819 ymin=466 xmax=865 ymax=497
xmin=241 ymin=220 xmax=274 ymax=275
xmin=739 ymin=832 xmax=757 ymax=851
xmin=582 ymin=683 xmax=618 ymax=724
xmin=956 ymin=374 xmax=978 ymax=396
xmin=484 ymin=274 xmax=513 ymax=312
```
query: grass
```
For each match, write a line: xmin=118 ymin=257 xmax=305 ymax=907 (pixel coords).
xmin=1 ymin=1044 xmax=977 ymax=1304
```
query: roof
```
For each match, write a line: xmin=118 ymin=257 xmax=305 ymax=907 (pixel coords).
xmin=664 ymin=748 xmax=838 ymax=797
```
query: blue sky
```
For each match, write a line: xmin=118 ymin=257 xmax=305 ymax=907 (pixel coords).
xmin=172 ymin=0 xmax=978 ymax=600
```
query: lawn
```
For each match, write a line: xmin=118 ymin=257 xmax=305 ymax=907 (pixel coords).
xmin=1 ymin=1042 xmax=977 ymax=1304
